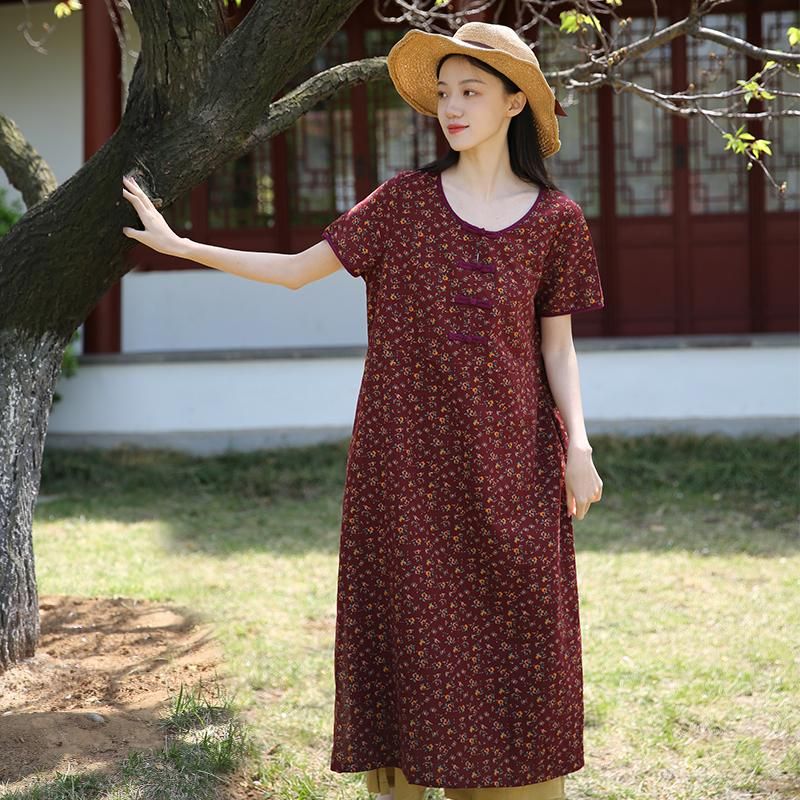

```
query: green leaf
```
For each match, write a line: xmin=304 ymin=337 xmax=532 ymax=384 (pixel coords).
xmin=559 ymin=10 xmax=601 ymax=34
xmin=559 ymin=11 xmax=580 ymax=33
xmin=721 ymin=127 xmax=772 ymax=161
xmin=753 ymin=139 xmax=773 ymax=156
xmin=54 ymin=0 xmax=81 ymax=15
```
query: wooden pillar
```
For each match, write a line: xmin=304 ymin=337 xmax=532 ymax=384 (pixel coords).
xmin=82 ymin=2 xmax=122 ymax=353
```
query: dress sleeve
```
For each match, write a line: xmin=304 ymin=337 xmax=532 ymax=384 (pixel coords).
xmin=321 ymin=175 xmax=396 ymax=281
xmin=534 ymin=199 xmax=605 ymax=317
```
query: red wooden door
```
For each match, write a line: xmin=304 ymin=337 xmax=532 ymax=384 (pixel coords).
xmin=135 ymin=1 xmax=799 ymax=337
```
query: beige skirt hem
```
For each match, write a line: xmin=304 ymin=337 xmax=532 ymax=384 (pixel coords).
xmin=364 ymin=765 xmax=566 ymax=800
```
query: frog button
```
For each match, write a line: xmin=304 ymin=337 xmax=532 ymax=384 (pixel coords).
xmin=453 ymin=293 xmax=494 ymax=309
xmin=456 ymin=260 xmax=497 ymax=275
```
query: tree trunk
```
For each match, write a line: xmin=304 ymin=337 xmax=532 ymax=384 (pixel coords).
xmin=0 ymin=0 xmax=366 ymax=674
xmin=0 ymin=331 xmax=66 ymax=670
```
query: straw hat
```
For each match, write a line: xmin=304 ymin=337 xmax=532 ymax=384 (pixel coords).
xmin=386 ymin=21 xmax=567 ymax=158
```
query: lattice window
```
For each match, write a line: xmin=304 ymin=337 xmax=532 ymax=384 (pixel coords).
xmin=763 ymin=10 xmax=799 ymax=212
xmin=687 ymin=12 xmax=749 ymax=215
xmin=364 ymin=28 xmax=439 ymax=182
xmin=612 ymin=15 xmax=673 ymax=217
xmin=536 ymin=19 xmax=600 ymax=216
xmin=284 ymin=30 xmax=352 ymax=225
xmin=207 ymin=144 xmax=274 ymax=230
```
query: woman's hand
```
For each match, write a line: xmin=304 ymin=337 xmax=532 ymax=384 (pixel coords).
xmin=564 ymin=442 xmax=603 ymax=520
xmin=121 ymin=174 xmax=185 ymax=256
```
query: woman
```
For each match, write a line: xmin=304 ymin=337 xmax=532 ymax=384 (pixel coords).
xmin=122 ymin=21 xmax=605 ymax=800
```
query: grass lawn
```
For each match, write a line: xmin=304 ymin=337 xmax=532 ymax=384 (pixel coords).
xmin=18 ymin=433 xmax=800 ymax=799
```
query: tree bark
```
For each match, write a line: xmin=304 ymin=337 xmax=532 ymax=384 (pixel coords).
xmin=0 ymin=0 xmax=365 ymax=673
xmin=0 ymin=331 xmax=65 ymax=669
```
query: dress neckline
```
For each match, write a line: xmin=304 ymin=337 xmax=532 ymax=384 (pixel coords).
xmin=435 ymin=170 xmax=546 ymax=238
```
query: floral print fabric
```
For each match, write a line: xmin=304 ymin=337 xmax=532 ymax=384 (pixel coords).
xmin=321 ymin=168 xmax=604 ymax=789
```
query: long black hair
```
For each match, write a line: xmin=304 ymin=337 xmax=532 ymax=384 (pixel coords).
xmin=415 ymin=53 xmax=561 ymax=192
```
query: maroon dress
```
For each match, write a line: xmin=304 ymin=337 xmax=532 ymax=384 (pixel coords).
xmin=321 ymin=168 xmax=605 ymax=790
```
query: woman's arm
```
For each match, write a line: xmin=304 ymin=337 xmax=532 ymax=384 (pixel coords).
xmin=540 ymin=314 xmax=603 ymax=520
xmin=175 ymin=238 xmax=343 ymax=289
xmin=121 ymin=174 xmax=343 ymax=289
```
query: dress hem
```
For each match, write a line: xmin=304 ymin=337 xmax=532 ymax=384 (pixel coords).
xmin=537 ymin=300 xmax=605 ymax=317
xmin=359 ymin=763 xmax=572 ymax=800
xmin=330 ymin=757 xmax=585 ymax=788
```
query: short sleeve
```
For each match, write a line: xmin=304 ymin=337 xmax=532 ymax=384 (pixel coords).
xmin=535 ymin=199 xmax=605 ymax=317
xmin=321 ymin=175 xmax=397 ymax=281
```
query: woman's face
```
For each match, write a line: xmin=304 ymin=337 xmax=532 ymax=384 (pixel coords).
xmin=436 ymin=55 xmax=526 ymax=151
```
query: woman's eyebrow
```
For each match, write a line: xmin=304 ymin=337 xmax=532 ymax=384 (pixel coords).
xmin=436 ymin=78 xmax=487 ymax=86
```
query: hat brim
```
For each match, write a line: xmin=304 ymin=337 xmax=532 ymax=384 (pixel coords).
xmin=386 ymin=29 xmax=563 ymax=158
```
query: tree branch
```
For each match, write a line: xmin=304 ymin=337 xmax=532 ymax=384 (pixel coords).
xmin=692 ymin=25 xmax=800 ymax=67
xmin=0 ymin=114 xmax=57 ymax=209
xmin=243 ymin=57 xmax=391 ymax=149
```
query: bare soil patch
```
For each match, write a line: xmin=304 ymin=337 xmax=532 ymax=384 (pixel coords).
xmin=0 ymin=594 xmax=228 ymax=793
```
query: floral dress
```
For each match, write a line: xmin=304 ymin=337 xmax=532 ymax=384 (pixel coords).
xmin=321 ymin=167 xmax=605 ymax=799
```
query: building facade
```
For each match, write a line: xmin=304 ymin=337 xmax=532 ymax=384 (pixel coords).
xmin=1 ymin=0 xmax=797 ymax=449
xmin=123 ymin=0 xmax=800 ymax=347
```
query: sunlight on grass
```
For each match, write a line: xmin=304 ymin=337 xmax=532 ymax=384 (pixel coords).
xmin=31 ymin=434 xmax=800 ymax=799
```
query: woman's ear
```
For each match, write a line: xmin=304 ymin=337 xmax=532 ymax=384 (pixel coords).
xmin=508 ymin=90 xmax=527 ymax=117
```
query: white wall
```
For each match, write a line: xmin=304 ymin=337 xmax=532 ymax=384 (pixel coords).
xmin=45 ymin=338 xmax=800 ymax=454
xmin=586 ymin=341 xmax=799 ymax=427
xmin=121 ymin=267 xmax=370 ymax=351
xmin=47 ymin=353 xmax=368 ymax=454
xmin=0 ymin=3 xmax=83 ymax=209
